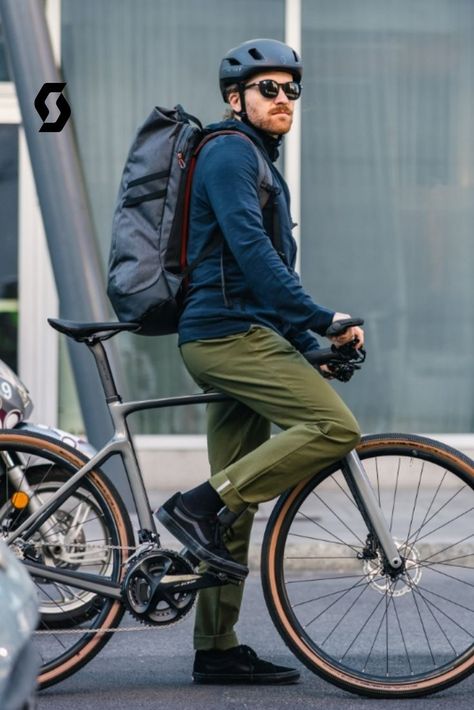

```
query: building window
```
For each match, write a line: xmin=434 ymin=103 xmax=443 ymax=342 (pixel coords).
xmin=301 ymin=0 xmax=474 ymax=432
xmin=0 ymin=21 xmax=10 ymax=82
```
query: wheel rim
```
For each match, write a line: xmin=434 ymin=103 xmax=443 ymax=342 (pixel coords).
xmin=267 ymin=443 xmax=474 ymax=690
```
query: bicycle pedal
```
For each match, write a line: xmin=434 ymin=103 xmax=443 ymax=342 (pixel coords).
xmin=206 ymin=562 xmax=246 ymax=584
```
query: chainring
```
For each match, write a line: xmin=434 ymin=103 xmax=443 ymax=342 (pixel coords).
xmin=123 ymin=548 xmax=196 ymax=626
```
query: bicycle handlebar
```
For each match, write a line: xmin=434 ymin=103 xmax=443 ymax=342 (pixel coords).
xmin=325 ymin=317 xmax=364 ymax=338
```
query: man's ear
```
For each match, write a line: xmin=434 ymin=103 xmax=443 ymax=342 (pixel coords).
xmin=228 ymin=91 xmax=242 ymax=114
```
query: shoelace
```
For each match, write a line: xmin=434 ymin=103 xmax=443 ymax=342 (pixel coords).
xmin=238 ymin=645 xmax=258 ymax=659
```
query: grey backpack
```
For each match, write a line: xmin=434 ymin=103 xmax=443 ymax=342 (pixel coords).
xmin=107 ymin=105 xmax=277 ymax=336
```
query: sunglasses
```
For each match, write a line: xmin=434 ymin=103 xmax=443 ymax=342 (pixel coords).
xmin=244 ymin=79 xmax=302 ymax=101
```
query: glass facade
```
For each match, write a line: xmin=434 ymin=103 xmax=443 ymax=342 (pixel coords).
xmin=0 ymin=21 xmax=10 ymax=81
xmin=301 ymin=0 xmax=474 ymax=432
xmin=54 ymin=0 xmax=474 ymax=434
xmin=0 ymin=125 xmax=19 ymax=371
xmin=61 ymin=0 xmax=285 ymax=433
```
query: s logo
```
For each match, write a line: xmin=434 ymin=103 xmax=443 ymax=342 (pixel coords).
xmin=34 ymin=82 xmax=71 ymax=132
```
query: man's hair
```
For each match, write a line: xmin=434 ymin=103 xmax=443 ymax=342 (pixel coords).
xmin=222 ymin=83 xmax=240 ymax=119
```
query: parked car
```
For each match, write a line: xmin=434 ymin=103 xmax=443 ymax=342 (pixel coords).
xmin=0 ymin=540 xmax=39 ymax=710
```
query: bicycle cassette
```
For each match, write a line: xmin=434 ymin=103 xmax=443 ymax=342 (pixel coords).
xmin=122 ymin=548 xmax=197 ymax=626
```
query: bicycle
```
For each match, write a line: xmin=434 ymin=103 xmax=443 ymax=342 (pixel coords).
xmin=1 ymin=318 xmax=474 ymax=698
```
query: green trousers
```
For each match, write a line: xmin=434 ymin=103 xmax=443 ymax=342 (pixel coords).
xmin=180 ymin=325 xmax=360 ymax=651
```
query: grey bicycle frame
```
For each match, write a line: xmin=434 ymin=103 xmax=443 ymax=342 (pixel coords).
xmin=10 ymin=336 xmax=401 ymax=598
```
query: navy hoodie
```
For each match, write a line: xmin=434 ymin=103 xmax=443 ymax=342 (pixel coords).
xmin=178 ymin=119 xmax=335 ymax=354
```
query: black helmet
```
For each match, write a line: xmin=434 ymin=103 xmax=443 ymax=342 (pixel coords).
xmin=219 ymin=38 xmax=302 ymax=101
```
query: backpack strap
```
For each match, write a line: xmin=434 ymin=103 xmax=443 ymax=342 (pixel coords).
xmin=181 ymin=129 xmax=283 ymax=275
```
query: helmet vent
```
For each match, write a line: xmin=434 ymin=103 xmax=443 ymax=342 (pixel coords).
xmin=227 ymin=58 xmax=241 ymax=66
xmin=248 ymin=48 xmax=264 ymax=61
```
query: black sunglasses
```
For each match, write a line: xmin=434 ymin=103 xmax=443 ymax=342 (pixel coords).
xmin=244 ymin=79 xmax=302 ymax=101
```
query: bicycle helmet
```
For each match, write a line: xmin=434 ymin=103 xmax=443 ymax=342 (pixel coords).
xmin=0 ymin=359 xmax=33 ymax=428
xmin=219 ymin=38 xmax=303 ymax=101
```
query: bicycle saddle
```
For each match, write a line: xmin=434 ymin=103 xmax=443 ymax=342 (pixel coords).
xmin=48 ymin=318 xmax=140 ymax=341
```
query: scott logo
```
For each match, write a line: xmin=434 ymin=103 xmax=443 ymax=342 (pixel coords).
xmin=34 ymin=82 xmax=71 ymax=132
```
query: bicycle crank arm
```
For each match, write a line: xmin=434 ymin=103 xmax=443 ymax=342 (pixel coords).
xmin=159 ymin=570 xmax=239 ymax=593
xmin=23 ymin=560 xmax=123 ymax=600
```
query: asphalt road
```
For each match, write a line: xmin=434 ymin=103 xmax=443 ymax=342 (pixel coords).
xmin=37 ymin=573 xmax=474 ymax=710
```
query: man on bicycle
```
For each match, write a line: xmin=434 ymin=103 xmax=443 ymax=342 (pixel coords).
xmin=158 ymin=38 xmax=364 ymax=685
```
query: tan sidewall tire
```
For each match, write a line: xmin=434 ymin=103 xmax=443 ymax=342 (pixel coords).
xmin=261 ymin=434 xmax=474 ymax=698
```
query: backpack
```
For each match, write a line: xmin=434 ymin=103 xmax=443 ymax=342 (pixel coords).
xmin=107 ymin=105 xmax=278 ymax=336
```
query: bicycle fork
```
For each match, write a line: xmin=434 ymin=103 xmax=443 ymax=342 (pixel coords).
xmin=342 ymin=451 xmax=402 ymax=572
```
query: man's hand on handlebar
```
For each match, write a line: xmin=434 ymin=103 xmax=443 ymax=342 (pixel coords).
xmin=328 ymin=313 xmax=365 ymax=349
xmin=304 ymin=316 xmax=367 ymax=382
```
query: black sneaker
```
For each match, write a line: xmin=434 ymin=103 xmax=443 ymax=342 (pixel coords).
xmin=193 ymin=645 xmax=300 ymax=684
xmin=155 ymin=492 xmax=248 ymax=580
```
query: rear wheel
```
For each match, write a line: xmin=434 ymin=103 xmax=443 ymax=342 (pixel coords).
xmin=0 ymin=430 xmax=135 ymax=688
xmin=262 ymin=434 xmax=474 ymax=698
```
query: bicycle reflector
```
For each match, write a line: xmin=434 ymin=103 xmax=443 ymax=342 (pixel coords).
xmin=11 ymin=491 xmax=30 ymax=510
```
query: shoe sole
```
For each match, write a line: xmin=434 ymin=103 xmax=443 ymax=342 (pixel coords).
xmin=192 ymin=671 xmax=300 ymax=685
xmin=156 ymin=506 xmax=248 ymax=581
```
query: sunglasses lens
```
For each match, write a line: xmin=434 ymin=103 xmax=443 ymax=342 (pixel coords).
xmin=260 ymin=80 xmax=280 ymax=98
xmin=258 ymin=80 xmax=301 ymax=100
xmin=285 ymin=82 xmax=301 ymax=100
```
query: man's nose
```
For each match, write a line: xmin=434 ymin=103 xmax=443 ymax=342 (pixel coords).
xmin=274 ymin=86 xmax=290 ymax=103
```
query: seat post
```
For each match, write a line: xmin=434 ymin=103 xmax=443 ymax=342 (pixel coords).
xmin=86 ymin=338 xmax=121 ymax=403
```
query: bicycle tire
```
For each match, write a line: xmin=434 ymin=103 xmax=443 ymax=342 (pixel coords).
xmin=261 ymin=433 xmax=474 ymax=698
xmin=0 ymin=430 xmax=135 ymax=689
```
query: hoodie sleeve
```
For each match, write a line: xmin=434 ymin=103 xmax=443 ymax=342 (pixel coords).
xmin=200 ymin=135 xmax=335 ymax=336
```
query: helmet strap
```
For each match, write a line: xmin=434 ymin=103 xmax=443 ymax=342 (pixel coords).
xmin=234 ymin=84 xmax=249 ymax=123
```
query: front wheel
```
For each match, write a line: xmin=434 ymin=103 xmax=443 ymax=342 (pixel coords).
xmin=261 ymin=434 xmax=474 ymax=698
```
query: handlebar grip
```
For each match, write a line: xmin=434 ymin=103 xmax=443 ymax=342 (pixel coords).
xmin=325 ymin=317 xmax=364 ymax=338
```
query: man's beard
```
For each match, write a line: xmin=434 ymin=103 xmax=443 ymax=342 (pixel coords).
xmin=249 ymin=108 xmax=293 ymax=135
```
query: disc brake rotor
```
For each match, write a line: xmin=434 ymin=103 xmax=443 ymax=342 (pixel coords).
xmin=364 ymin=539 xmax=422 ymax=597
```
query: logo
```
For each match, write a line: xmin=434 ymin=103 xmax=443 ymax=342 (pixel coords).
xmin=34 ymin=82 xmax=71 ymax=132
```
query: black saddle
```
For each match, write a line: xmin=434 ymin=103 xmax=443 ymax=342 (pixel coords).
xmin=48 ymin=318 xmax=140 ymax=342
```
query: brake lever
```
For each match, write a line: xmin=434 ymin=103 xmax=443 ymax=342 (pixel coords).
xmin=331 ymin=339 xmax=366 ymax=363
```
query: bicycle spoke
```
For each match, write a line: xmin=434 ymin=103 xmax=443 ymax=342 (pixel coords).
xmin=288 ymin=530 xmax=362 ymax=555
xmin=408 ymin=582 xmax=473 ymax=640
xmin=417 ymin=560 xmax=474 ymax=589
xmin=414 ymin=584 xmax=458 ymax=656
xmin=414 ymin=582 xmax=474 ymax=615
xmin=413 ymin=507 xmax=474 ymax=545
xmin=409 ymin=578 xmax=437 ymax=667
xmin=339 ymin=584 xmax=388 ymax=663
xmin=306 ymin=494 xmax=366 ymax=546
xmin=408 ymin=486 xmax=466 ymax=545
xmin=361 ymin=590 xmax=391 ymax=673
xmin=292 ymin=575 xmax=373 ymax=608
xmin=389 ymin=459 xmax=401 ymax=532
xmin=332 ymin=475 xmax=360 ymax=512
xmin=294 ymin=510 xmax=363 ymax=555
xmin=300 ymin=575 xmax=373 ymax=624
xmin=392 ymin=595 xmax=414 ymax=675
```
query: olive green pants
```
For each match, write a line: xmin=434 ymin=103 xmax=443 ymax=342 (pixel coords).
xmin=180 ymin=325 xmax=360 ymax=651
